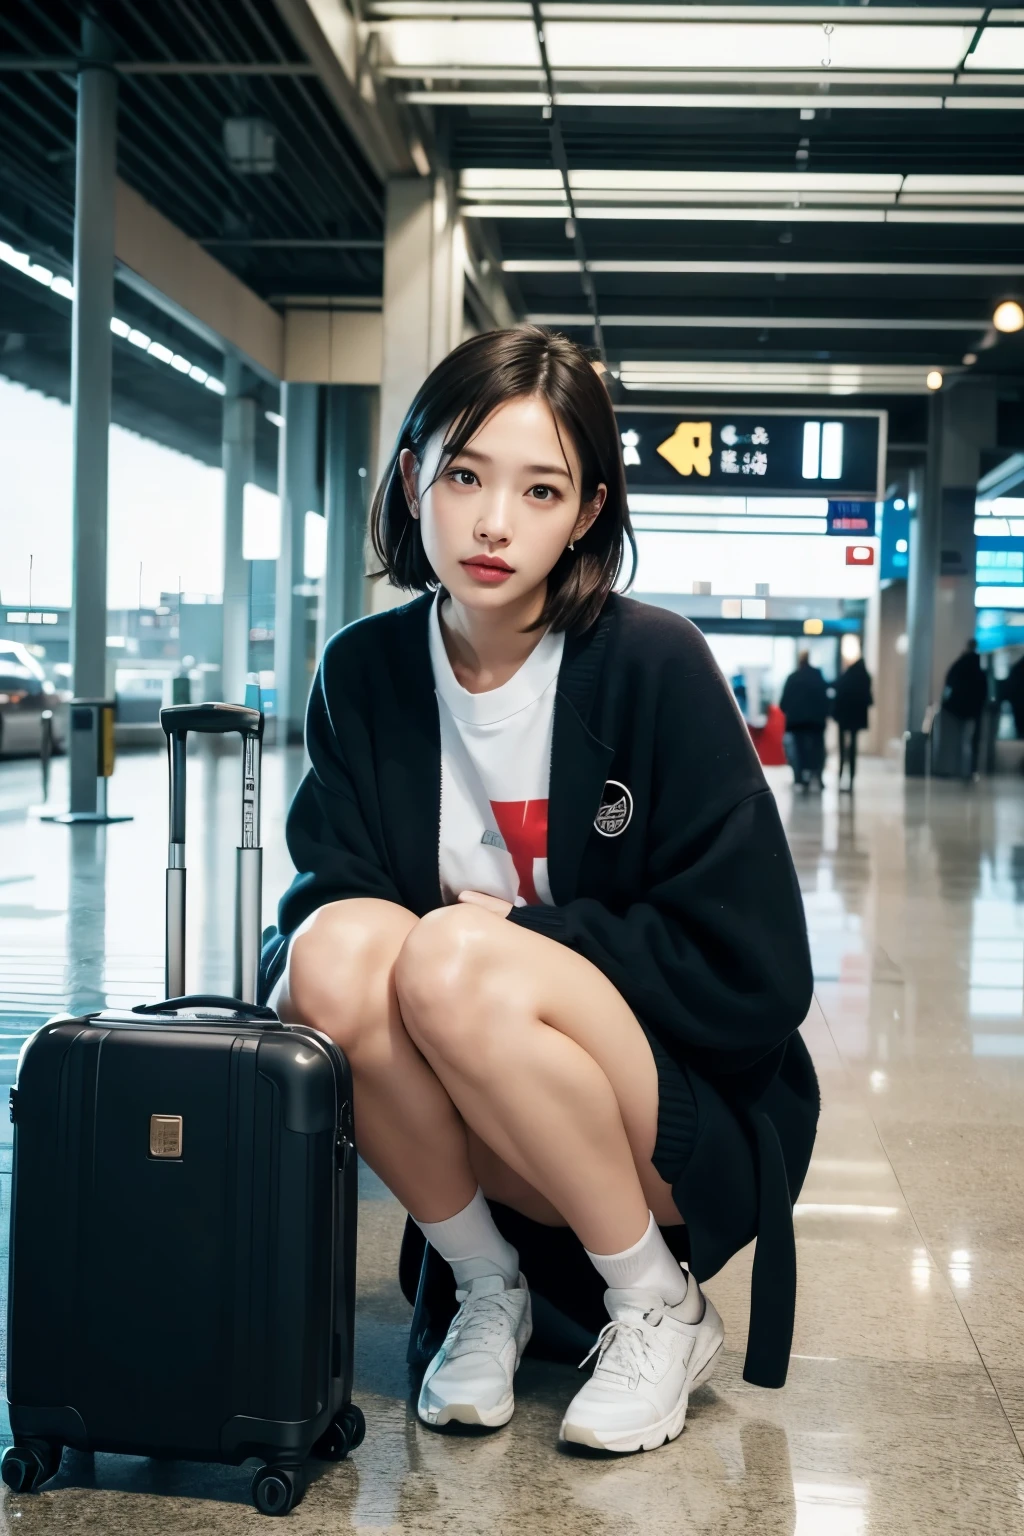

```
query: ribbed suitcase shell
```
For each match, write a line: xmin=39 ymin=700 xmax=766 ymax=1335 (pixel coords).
xmin=7 ymin=1009 xmax=357 ymax=1468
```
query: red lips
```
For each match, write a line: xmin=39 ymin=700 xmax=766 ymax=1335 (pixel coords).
xmin=462 ymin=555 xmax=514 ymax=571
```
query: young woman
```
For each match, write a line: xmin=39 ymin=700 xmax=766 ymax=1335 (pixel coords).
xmin=265 ymin=327 xmax=817 ymax=1455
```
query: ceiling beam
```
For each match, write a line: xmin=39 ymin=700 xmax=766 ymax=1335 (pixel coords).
xmin=114 ymin=180 xmax=284 ymax=381
xmin=270 ymin=0 xmax=415 ymax=180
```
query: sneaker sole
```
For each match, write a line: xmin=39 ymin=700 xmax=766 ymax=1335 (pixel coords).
xmin=417 ymin=1295 xmax=532 ymax=1432
xmin=419 ymin=1391 xmax=515 ymax=1429
xmin=559 ymin=1301 xmax=725 ymax=1454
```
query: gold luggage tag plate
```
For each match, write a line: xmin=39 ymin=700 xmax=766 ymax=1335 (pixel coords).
xmin=149 ymin=1114 xmax=183 ymax=1159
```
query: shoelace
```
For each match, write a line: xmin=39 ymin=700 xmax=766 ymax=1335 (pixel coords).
xmin=447 ymin=1292 xmax=517 ymax=1357
xmin=578 ymin=1307 xmax=666 ymax=1384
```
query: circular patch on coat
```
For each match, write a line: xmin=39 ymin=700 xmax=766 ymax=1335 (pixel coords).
xmin=594 ymin=780 xmax=633 ymax=838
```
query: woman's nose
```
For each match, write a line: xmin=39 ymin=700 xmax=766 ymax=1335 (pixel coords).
xmin=475 ymin=490 xmax=513 ymax=544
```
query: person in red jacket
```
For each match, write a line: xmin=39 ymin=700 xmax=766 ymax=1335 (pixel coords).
xmin=264 ymin=328 xmax=816 ymax=1453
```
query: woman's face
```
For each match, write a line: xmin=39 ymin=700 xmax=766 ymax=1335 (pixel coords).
xmin=401 ymin=395 xmax=605 ymax=616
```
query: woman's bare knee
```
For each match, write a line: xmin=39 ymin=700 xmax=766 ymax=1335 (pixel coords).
xmin=395 ymin=905 xmax=520 ymax=1061
xmin=281 ymin=898 xmax=418 ymax=1055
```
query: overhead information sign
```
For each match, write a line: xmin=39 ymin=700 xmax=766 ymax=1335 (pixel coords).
xmin=616 ymin=409 xmax=885 ymax=499
xmin=827 ymin=501 xmax=877 ymax=537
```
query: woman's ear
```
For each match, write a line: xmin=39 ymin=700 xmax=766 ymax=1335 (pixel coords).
xmin=399 ymin=448 xmax=420 ymax=519
xmin=572 ymin=482 xmax=607 ymax=543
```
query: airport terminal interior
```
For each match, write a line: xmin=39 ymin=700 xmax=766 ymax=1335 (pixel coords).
xmin=3 ymin=0 xmax=1024 ymax=1530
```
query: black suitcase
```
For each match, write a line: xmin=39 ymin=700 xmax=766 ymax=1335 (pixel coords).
xmin=3 ymin=702 xmax=363 ymax=1517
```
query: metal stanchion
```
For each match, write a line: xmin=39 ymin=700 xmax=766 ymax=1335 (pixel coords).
xmin=41 ymin=697 xmax=132 ymax=825
xmin=39 ymin=709 xmax=53 ymax=804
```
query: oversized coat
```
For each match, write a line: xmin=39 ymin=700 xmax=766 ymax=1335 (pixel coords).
xmin=264 ymin=591 xmax=819 ymax=1387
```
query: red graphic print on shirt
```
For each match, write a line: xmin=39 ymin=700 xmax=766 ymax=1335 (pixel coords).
xmin=489 ymin=799 xmax=548 ymax=905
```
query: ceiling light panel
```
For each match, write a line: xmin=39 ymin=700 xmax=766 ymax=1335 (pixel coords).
xmin=898 ymin=194 xmax=1024 ymax=207
xmin=944 ymin=96 xmax=1024 ymax=109
xmin=503 ymin=258 xmax=1024 ymax=274
xmin=569 ymin=170 xmax=903 ymax=193
xmin=464 ymin=204 xmax=1024 ymax=224
xmin=369 ymin=5 xmax=986 ymax=17
xmin=619 ymin=364 xmax=938 ymax=396
xmin=889 ymin=210 xmax=1024 ymax=224
xmin=903 ymin=175 xmax=1024 ymax=193
xmin=568 ymin=190 xmax=899 ymax=205
xmin=460 ymin=168 xmax=563 ymax=188
xmin=965 ymin=28 xmax=1024 ymax=70
xmin=378 ymin=19 xmax=539 ymax=66
xmin=408 ymin=89 xmax=948 ymax=107
xmin=460 ymin=168 xmax=903 ymax=199
xmin=529 ymin=314 xmax=987 ymax=330
xmin=382 ymin=18 xmax=975 ymax=69
xmin=557 ymin=92 xmax=945 ymax=108
xmin=540 ymin=6 xmax=985 ymax=19
xmin=463 ymin=205 xmax=891 ymax=222
xmin=543 ymin=22 xmax=974 ymax=70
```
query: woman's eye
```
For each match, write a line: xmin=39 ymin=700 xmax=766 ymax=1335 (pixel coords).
xmin=449 ymin=469 xmax=478 ymax=487
xmin=529 ymin=485 xmax=557 ymax=501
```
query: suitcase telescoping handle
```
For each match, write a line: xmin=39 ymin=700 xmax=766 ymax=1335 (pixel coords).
xmin=159 ymin=703 xmax=265 ymax=1007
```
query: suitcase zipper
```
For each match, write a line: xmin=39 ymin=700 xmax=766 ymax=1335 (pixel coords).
xmin=336 ymin=1100 xmax=355 ymax=1170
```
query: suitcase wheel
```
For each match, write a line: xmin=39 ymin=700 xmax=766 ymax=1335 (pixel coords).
xmin=341 ymin=1403 xmax=366 ymax=1452
xmin=251 ymin=1463 xmax=306 ymax=1516
xmin=312 ymin=1403 xmax=365 ymax=1462
xmin=2 ymin=1439 xmax=62 ymax=1494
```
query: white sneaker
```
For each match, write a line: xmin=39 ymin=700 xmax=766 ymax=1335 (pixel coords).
xmin=417 ymin=1272 xmax=532 ymax=1429
xmin=559 ymin=1281 xmax=724 ymax=1453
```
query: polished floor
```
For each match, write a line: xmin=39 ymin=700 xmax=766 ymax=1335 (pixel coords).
xmin=1 ymin=745 xmax=1023 ymax=1533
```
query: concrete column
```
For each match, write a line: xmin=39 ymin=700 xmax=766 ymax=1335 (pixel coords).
xmin=374 ymin=177 xmax=465 ymax=613
xmin=932 ymin=384 xmax=996 ymax=700
xmin=220 ymin=355 xmax=257 ymax=704
xmin=377 ymin=177 xmax=464 ymax=483
xmin=68 ymin=20 xmax=117 ymax=814
xmin=274 ymin=382 xmax=319 ymax=744
xmin=905 ymin=423 xmax=940 ymax=774
xmin=904 ymin=385 xmax=995 ymax=774
xmin=320 ymin=385 xmax=373 ymax=653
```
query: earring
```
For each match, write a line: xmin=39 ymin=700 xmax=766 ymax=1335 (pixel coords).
xmin=569 ymin=540 xmax=575 ymax=552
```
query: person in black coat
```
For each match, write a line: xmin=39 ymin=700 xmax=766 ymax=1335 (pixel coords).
xmin=1004 ymin=653 xmax=1024 ymax=742
xmin=942 ymin=639 xmax=988 ymax=777
xmin=780 ymin=651 xmax=829 ymax=791
xmin=833 ymin=656 xmax=873 ymax=792
xmin=262 ymin=328 xmax=817 ymax=1454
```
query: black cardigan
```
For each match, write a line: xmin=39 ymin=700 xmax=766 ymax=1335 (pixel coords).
xmin=270 ymin=591 xmax=819 ymax=1387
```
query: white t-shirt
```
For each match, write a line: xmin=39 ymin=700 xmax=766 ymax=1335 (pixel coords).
xmin=428 ymin=593 xmax=565 ymax=908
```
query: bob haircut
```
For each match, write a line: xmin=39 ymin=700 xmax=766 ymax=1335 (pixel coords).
xmin=369 ymin=326 xmax=635 ymax=633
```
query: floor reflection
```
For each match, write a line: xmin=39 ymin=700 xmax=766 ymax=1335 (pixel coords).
xmin=1 ymin=755 xmax=1023 ymax=1533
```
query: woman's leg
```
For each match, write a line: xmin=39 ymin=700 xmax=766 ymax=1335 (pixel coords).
xmin=276 ymin=898 xmax=478 ymax=1223
xmin=395 ymin=906 xmax=728 ymax=1453
xmin=279 ymin=900 xmax=545 ymax=1430
xmin=395 ymin=904 xmax=683 ymax=1257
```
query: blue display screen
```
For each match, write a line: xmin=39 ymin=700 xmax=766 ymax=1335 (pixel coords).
xmin=976 ymin=538 xmax=1024 ymax=587
xmin=879 ymin=499 xmax=910 ymax=580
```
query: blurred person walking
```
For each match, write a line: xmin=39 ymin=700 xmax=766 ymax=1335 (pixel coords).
xmin=780 ymin=651 xmax=829 ymax=792
xmin=833 ymin=656 xmax=873 ymax=793
xmin=1003 ymin=653 xmax=1024 ymax=742
xmin=941 ymin=638 xmax=988 ymax=779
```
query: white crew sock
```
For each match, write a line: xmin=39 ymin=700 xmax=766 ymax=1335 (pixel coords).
xmin=586 ymin=1211 xmax=701 ymax=1318
xmin=413 ymin=1187 xmax=520 ymax=1291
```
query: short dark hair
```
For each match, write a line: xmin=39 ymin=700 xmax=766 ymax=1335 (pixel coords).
xmin=369 ymin=326 xmax=635 ymax=633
